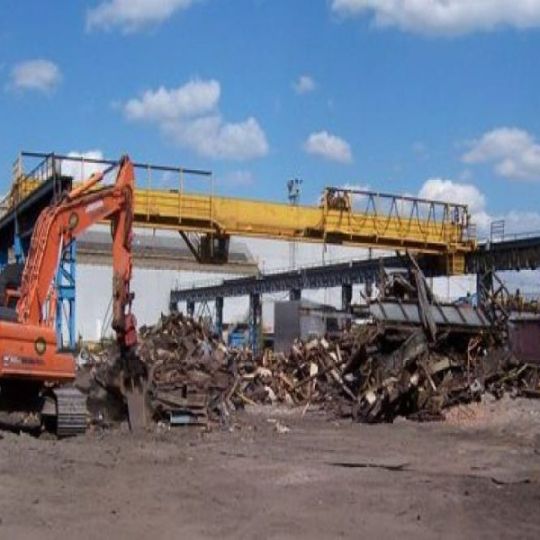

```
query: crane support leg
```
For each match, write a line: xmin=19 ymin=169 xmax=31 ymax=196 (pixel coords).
xmin=56 ymin=241 xmax=77 ymax=350
xmin=249 ymin=293 xmax=262 ymax=354
xmin=289 ymin=288 xmax=301 ymax=301
xmin=215 ymin=296 xmax=224 ymax=337
xmin=187 ymin=300 xmax=195 ymax=318
xmin=477 ymin=269 xmax=494 ymax=307
xmin=342 ymin=283 xmax=353 ymax=312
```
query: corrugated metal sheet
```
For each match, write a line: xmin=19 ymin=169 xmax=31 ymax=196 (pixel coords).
xmin=368 ymin=301 xmax=490 ymax=329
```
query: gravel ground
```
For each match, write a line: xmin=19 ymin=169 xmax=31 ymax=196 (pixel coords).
xmin=1 ymin=397 xmax=540 ymax=539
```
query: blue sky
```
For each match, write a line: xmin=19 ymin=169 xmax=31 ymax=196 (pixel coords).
xmin=1 ymin=0 xmax=540 ymax=234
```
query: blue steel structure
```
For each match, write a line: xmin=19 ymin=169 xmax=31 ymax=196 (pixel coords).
xmin=170 ymin=233 xmax=540 ymax=351
xmin=215 ymin=296 xmax=224 ymax=336
xmin=249 ymin=293 xmax=262 ymax=353
xmin=13 ymin=219 xmax=25 ymax=264
xmin=55 ymin=241 xmax=77 ymax=350
xmin=170 ymin=235 xmax=540 ymax=306
xmin=3 ymin=150 xmax=213 ymax=349
xmin=0 ymin=154 xmax=77 ymax=349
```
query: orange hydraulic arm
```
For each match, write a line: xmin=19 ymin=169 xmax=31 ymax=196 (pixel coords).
xmin=16 ymin=155 xmax=137 ymax=349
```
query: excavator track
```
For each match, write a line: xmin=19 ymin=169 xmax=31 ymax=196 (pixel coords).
xmin=52 ymin=386 xmax=87 ymax=437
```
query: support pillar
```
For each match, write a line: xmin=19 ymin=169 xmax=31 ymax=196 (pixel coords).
xmin=56 ymin=241 xmax=77 ymax=350
xmin=289 ymin=288 xmax=301 ymax=301
xmin=476 ymin=269 xmax=494 ymax=308
xmin=365 ymin=278 xmax=373 ymax=301
xmin=215 ymin=296 xmax=224 ymax=337
xmin=341 ymin=283 xmax=353 ymax=312
xmin=187 ymin=300 xmax=195 ymax=318
xmin=249 ymin=292 xmax=262 ymax=354
xmin=13 ymin=218 xmax=25 ymax=264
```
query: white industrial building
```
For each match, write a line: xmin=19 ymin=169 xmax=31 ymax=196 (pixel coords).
xmin=75 ymin=226 xmax=484 ymax=342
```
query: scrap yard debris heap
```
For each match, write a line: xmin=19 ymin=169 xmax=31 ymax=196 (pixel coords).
xmin=83 ymin=263 xmax=540 ymax=429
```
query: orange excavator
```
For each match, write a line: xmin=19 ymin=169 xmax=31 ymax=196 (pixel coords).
xmin=0 ymin=155 xmax=139 ymax=436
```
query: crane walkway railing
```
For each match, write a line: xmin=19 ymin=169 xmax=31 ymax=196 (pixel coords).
xmin=2 ymin=152 xmax=478 ymax=274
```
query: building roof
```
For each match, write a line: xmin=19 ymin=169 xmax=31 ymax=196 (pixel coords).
xmin=78 ymin=228 xmax=258 ymax=274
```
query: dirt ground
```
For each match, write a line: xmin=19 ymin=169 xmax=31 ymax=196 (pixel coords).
xmin=1 ymin=396 xmax=540 ymax=540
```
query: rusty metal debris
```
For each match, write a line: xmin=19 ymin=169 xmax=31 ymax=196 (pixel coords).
xmin=81 ymin=263 xmax=540 ymax=429
xmin=83 ymin=314 xmax=252 ymax=428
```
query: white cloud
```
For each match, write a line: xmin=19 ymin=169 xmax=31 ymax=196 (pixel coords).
xmin=418 ymin=177 xmax=540 ymax=235
xmin=331 ymin=0 xmax=540 ymax=35
xmin=419 ymin=177 xmax=491 ymax=230
xmin=62 ymin=150 xmax=107 ymax=181
xmin=462 ymin=127 xmax=540 ymax=182
xmin=9 ymin=59 xmax=61 ymax=93
xmin=164 ymin=115 xmax=268 ymax=160
xmin=124 ymin=80 xmax=220 ymax=122
xmin=418 ymin=178 xmax=485 ymax=213
xmin=123 ymin=79 xmax=269 ymax=161
xmin=87 ymin=0 xmax=195 ymax=33
xmin=304 ymin=130 xmax=353 ymax=163
xmin=293 ymin=75 xmax=316 ymax=95
xmin=501 ymin=211 xmax=540 ymax=234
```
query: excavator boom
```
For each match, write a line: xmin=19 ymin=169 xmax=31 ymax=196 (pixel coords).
xmin=16 ymin=155 xmax=136 ymax=348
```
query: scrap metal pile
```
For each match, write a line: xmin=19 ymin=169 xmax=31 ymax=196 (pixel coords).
xmin=137 ymin=314 xmax=244 ymax=426
xmin=237 ymin=323 xmax=539 ymax=423
xmin=84 ymin=314 xmax=246 ymax=427
xmin=84 ymin=266 xmax=540 ymax=428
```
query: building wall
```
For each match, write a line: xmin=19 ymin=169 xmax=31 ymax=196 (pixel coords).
xmin=76 ymin=264 xmax=244 ymax=341
xmin=75 ymin=234 xmax=481 ymax=342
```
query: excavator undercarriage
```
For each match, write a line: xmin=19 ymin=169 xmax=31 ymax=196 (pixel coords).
xmin=0 ymin=379 xmax=86 ymax=436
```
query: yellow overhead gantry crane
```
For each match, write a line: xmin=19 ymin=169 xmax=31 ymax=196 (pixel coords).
xmin=4 ymin=152 xmax=476 ymax=275
xmin=133 ymin=186 xmax=474 ymax=274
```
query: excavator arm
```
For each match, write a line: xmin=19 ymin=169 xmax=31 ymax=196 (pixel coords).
xmin=16 ymin=155 xmax=136 ymax=349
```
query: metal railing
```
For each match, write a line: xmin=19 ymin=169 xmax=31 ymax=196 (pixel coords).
xmin=7 ymin=149 xmax=209 ymax=192
xmin=322 ymin=186 xmax=473 ymax=244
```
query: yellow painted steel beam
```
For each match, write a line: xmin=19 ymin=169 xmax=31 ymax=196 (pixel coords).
xmin=132 ymin=188 xmax=474 ymax=255
xmin=1 ymin=177 xmax=475 ymax=274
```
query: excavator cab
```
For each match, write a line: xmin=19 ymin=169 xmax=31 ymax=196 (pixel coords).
xmin=0 ymin=263 xmax=24 ymax=309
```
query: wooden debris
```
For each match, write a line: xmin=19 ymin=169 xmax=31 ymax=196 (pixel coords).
xmin=82 ymin=269 xmax=540 ymax=429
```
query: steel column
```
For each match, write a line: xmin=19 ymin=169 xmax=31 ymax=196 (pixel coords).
xmin=215 ymin=296 xmax=224 ymax=337
xmin=289 ymin=288 xmax=301 ymax=301
xmin=477 ymin=270 xmax=494 ymax=307
xmin=187 ymin=300 xmax=195 ymax=318
xmin=13 ymin=215 xmax=26 ymax=264
xmin=341 ymin=283 xmax=353 ymax=312
xmin=249 ymin=293 xmax=262 ymax=354
xmin=56 ymin=241 xmax=77 ymax=350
